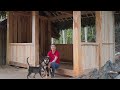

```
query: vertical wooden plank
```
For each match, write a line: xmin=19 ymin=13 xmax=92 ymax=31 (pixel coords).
xmin=112 ymin=12 xmax=115 ymax=63
xmin=39 ymin=18 xmax=41 ymax=58
xmin=73 ymin=11 xmax=83 ymax=77
xmin=14 ymin=15 xmax=17 ymax=43
xmin=30 ymin=15 xmax=32 ymax=43
xmin=32 ymin=11 xmax=35 ymax=66
xmin=32 ymin=11 xmax=39 ymax=66
xmin=6 ymin=12 xmax=11 ymax=64
xmin=21 ymin=16 xmax=23 ymax=43
xmin=62 ymin=30 xmax=65 ymax=44
xmin=26 ymin=16 xmax=29 ymax=43
xmin=23 ymin=16 xmax=25 ymax=42
xmin=96 ymin=11 xmax=102 ymax=68
xmin=0 ymin=30 xmax=1 ymax=65
xmin=17 ymin=15 xmax=20 ymax=43
xmin=35 ymin=11 xmax=39 ymax=66
xmin=48 ymin=20 xmax=51 ymax=51
xmin=84 ymin=27 xmax=88 ymax=42
xmin=2 ymin=30 xmax=5 ymax=65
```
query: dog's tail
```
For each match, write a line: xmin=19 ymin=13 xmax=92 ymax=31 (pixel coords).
xmin=27 ymin=57 xmax=30 ymax=66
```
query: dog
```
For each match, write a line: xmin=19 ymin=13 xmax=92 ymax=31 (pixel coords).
xmin=40 ymin=56 xmax=51 ymax=78
xmin=27 ymin=57 xmax=42 ymax=79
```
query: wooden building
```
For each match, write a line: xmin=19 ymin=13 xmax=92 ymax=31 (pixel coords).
xmin=5 ymin=11 xmax=117 ymax=77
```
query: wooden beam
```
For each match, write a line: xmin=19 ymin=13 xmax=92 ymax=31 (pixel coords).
xmin=84 ymin=27 xmax=88 ymax=42
xmin=62 ymin=30 xmax=66 ymax=44
xmin=96 ymin=11 xmax=102 ymax=69
xmin=6 ymin=12 xmax=12 ymax=64
xmin=44 ymin=11 xmax=52 ymax=17
xmin=73 ymin=11 xmax=83 ymax=77
xmin=32 ymin=11 xmax=39 ymax=66
xmin=58 ymin=11 xmax=73 ymax=16
xmin=39 ymin=16 xmax=48 ymax=20
xmin=49 ymin=14 xmax=73 ymax=21
xmin=12 ymin=11 xmax=31 ymax=16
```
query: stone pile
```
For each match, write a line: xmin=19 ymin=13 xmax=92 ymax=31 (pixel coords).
xmin=79 ymin=59 xmax=120 ymax=79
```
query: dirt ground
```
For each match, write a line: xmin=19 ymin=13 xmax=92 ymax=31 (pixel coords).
xmin=0 ymin=65 xmax=71 ymax=79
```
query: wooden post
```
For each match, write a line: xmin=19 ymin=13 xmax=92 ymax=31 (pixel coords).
xmin=62 ymin=30 xmax=66 ymax=44
xmin=32 ymin=11 xmax=39 ymax=66
xmin=96 ymin=11 xmax=102 ymax=69
xmin=60 ymin=31 xmax=62 ymax=44
xmin=51 ymin=38 xmax=54 ymax=44
xmin=84 ymin=27 xmax=88 ymax=42
xmin=6 ymin=12 xmax=12 ymax=65
xmin=73 ymin=11 xmax=83 ymax=77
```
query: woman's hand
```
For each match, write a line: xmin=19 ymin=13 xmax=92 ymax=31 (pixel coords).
xmin=48 ymin=62 xmax=51 ymax=68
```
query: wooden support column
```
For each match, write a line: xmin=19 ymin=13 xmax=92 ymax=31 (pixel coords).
xmin=51 ymin=38 xmax=54 ymax=44
xmin=6 ymin=12 xmax=12 ymax=64
xmin=73 ymin=11 xmax=83 ymax=77
xmin=32 ymin=11 xmax=39 ymax=66
xmin=84 ymin=27 xmax=88 ymax=42
xmin=62 ymin=30 xmax=66 ymax=44
xmin=96 ymin=11 xmax=102 ymax=69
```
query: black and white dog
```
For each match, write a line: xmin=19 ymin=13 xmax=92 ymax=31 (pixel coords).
xmin=27 ymin=57 xmax=42 ymax=79
xmin=27 ymin=56 xmax=51 ymax=79
xmin=40 ymin=56 xmax=51 ymax=78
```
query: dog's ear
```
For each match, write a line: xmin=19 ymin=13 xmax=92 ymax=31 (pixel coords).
xmin=46 ymin=56 xmax=49 ymax=58
xmin=46 ymin=56 xmax=50 ymax=59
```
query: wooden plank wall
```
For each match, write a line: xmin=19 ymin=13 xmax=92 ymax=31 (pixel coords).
xmin=55 ymin=44 xmax=73 ymax=62
xmin=8 ymin=11 xmax=35 ymax=67
xmin=9 ymin=43 xmax=35 ymax=67
xmin=39 ymin=17 xmax=49 ymax=57
xmin=101 ymin=11 xmax=115 ymax=66
xmin=10 ymin=11 xmax=32 ymax=43
xmin=55 ymin=43 xmax=99 ymax=70
xmin=81 ymin=43 xmax=99 ymax=70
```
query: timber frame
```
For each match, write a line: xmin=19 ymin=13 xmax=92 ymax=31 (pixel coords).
xmin=6 ymin=11 xmax=115 ymax=77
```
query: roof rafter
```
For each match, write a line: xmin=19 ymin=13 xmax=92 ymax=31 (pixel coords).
xmin=49 ymin=14 xmax=73 ymax=21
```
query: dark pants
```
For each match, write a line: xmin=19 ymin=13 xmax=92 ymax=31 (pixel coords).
xmin=50 ymin=62 xmax=59 ymax=77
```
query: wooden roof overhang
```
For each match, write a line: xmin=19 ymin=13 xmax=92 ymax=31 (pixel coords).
xmin=1 ymin=11 xmax=120 ymax=39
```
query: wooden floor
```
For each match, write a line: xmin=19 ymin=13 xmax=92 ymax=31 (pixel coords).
xmin=60 ymin=62 xmax=73 ymax=70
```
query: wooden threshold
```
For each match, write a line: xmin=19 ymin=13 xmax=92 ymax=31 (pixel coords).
xmin=56 ymin=68 xmax=74 ymax=77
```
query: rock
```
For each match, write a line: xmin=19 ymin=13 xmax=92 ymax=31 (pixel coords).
xmin=79 ymin=74 xmax=89 ymax=79
xmin=79 ymin=69 xmax=99 ymax=79
xmin=79 ymin=59 xmax=120 ymax=79
xmin=99 ymin=72 xmax=110 ymax=79
xmin=114 ymin=74 xmax=120 ymax=79
xmin=88 ymin=69 xmax=99 ymax=79
xmin=100 ymin=60 xmax=113 ymax=72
